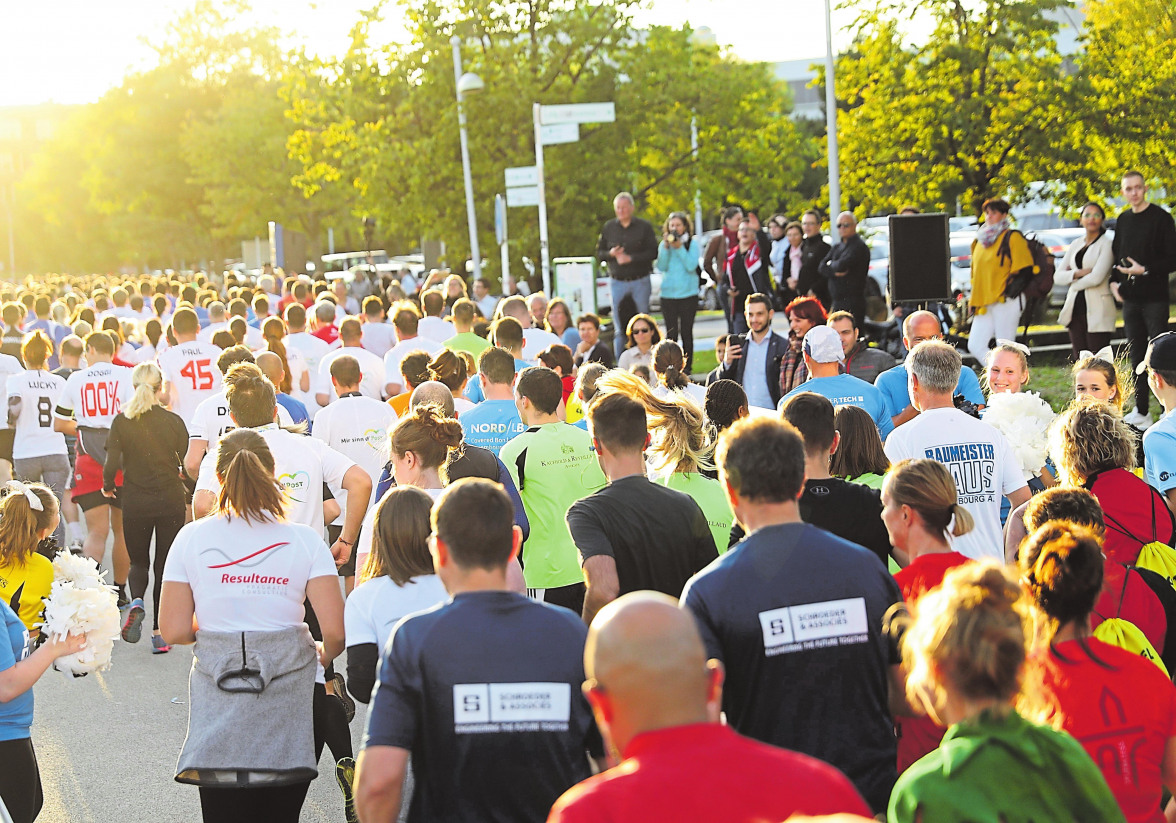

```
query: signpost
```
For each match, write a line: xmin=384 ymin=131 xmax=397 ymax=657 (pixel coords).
xmin=494 ymin=193 xmax=509 ymax=293
xmin=533 ymin=102 xmax=616 ymax=295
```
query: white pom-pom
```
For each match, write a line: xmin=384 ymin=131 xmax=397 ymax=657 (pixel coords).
xmin=40 ymin=552 xmax=120 ymax=676
xmin=982 ymin=391 xmax=1055 ymax=480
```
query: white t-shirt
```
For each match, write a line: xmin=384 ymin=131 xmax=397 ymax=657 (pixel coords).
xmin=344 ymin=574 xmax=448 ymax=651
xmin=0 ymin=354 xmax=24 ymax=432
xmin=157 ymin=341 xmax=225 ymax=425
xmin=318 ymin=346 xmax=387 ymax=402
xmin=196 ymin=322 xmax=228 ymax=344
xmin=7 ymin=370 xmax=67 ymax=458
xmin=310 ymin=395 xmax=397 ymax=525
xmin=195 ymin=423 xmax=356 ymax=537
xmin=354 ymin=486 xmax=445 ymax=572
xmin=55 ymin=362 xmax=134 ymax=429
xmin=285 ymin=332 xmax=332 ymax=416
xmin=162 ymin=514 xmax=337 ymax=633
xmin=360 ymin=321 xmax=398 ymax=358
xmin=521 ymin=327 xmax=560 ymax=362
xmin=417 ymin=316 xmax=453 ymax=344
xmin=382 ymin=337 xmax=444 ymax=390
xmin=189 ymin=390 xmax=295 ymax=449
xmin=453 ymin=397 xmax=475 ymax=416
xmin=883 ymin=407 xmax=1027 ymax=562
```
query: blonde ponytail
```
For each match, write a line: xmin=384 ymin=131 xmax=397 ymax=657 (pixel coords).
xmin=124 ymin=362 xmax=163 ymax=420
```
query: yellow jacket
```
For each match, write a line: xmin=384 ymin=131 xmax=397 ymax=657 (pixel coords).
xmin=970 ymin=230 xmax=1036 ymax=309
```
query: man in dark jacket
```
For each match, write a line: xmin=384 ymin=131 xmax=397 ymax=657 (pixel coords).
xmin=797 ymin=210 xmax=832 ymax=310
xmin=718 ymin=294 xmax=788 ymax=410
xmin=595 ymin=192 xmax=659 ymax=358
xmin=819 ymin=211 xmax=871 ymax=329
xmin=703 ymin=207 xmax=745 ymax=333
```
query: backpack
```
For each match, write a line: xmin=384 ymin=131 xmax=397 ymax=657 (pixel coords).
xmin=1091 ymin=572 xmax=1169 ymax=675
xmin=1000 ymin=230 xmax=1055 ymax=300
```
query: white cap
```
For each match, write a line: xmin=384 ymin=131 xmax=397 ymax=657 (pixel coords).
xmin=803 ymin=326 xmax=846 ymax=364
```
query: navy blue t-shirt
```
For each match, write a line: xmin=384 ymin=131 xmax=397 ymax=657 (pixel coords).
xmin=681 ymin=521 xmax=901 ymax=813
xmin=364 ymin=590 xmax=601 ymax=822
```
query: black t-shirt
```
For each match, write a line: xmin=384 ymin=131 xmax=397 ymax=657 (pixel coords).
xmin=682 ymin=522 xmax=902 ymax=813
xmin=800 ymin=477 xmax=892 ymax=567
xmin=364 ymin=591 xmax=601 ymax=823
xmin=567 ymin=475 xmax=717 ymax=598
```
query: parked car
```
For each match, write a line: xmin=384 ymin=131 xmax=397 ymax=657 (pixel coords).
xmin=865 ymin=234 xmax=890 ymax=299
xmin=949 ymin=235 xmax=974 ymax=299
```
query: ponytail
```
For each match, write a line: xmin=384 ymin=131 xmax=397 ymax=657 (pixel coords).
xmin=949 ymin=503 xmax=974 ymax=537
xmin=262 ymin=317 xmax=293 ymax=394
xmin=0 ymin=482 xmax=59 ymax=567
xmin=215 ymin=429 xmax=286 ymax=523
xmin=597 ymin=368 xmax=713 ymax=474
xmin=124 ymin=362 xmax=163 ymax=419
xmin=653 ymin=340 xmax=690 ymax=390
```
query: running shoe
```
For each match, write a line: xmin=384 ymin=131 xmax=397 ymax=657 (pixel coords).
xmin=151 ymin=634 xmax=171 ymax=654
xmin=331 ymin=672 xmax=356 ymax=723
xmin=336 ymin=757 xmax=358 ymax=823
xmin=121 ymin=598 xmax=145 ymax=643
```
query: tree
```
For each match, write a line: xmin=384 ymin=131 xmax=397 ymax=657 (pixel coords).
xmin=833 ymin=0 xmax=1076 ymax=215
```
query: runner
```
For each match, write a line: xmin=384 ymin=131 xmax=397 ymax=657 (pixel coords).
xmin=458 ymin=347 xmax=526 ymax=454
xmin=157 ymin=307 xmax=223 ymax=425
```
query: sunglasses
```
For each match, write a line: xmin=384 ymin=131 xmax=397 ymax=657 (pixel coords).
xmin=836 ymin=223 xmax=851 ymax=228
xmin=633 ymin=327 xmax=652 ymax=334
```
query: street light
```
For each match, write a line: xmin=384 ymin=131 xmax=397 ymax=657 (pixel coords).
xmin=451 ymin=35 xmax=484 ymax=282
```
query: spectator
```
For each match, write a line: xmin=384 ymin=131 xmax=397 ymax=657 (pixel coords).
xmin=719 ymin=294 xmax=788 ymax=410
xmin=548 ymin=592 xmax=873 ymax=822
xmin=883 ymin=341 xmax=1029 ymax=562
xmin=596 ymin=192 xmax=659 ymax=357
xmin=657 ymin=211 xmax=701 ymax=369
xmin=617 ymin=313 xmax=662 ymax=380
xmin=544 ymin=297 xmax=580 ymax=350
xmin=818 ymin=212 xmax=870 ymax=329
xmin=703 ymin=206 xmax=744 ymax=333
xmin=724 ymin=221 xmax=773 ymax=334
xmin=573 ymin=312 xmax=614 ymax=369
xmin=767 ymin=216 xmax=801 ymax=306
xmin=1056 ymin=202 xmax=1116 ymax=362
xmin=828 ymin=310 xmax=896 ymax=384
xmin=779 ymin=296 xmax=828 ymax=395
xmin=888 ymin=562 xmax=1123 ymax=823
xmin=966 ymin=198 xmax=1035 ymax=366
xmin=829 ymin=405 xmax=890 ymax=490
xmin=528 ymin=293 xmax=549 ymax=331
xmin=797 ymin=210 xmax=832 ymax=309
xmin=779 ymin=392 xmax=893 ymax=567
xmin=569 ymin=391 xmax=717 ymax=624
xmin=704 ymin=334 xmax=728 ymax=386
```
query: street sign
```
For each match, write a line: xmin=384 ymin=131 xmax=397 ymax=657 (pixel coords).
xmin=506 ymin=186 xmax=540 ymax=207
xmin=540 ymin=122 xmax=580 ymax=145
xmin=504 ymin=166 xmax=539 ymax=188
xmin=539 ymin=102 xmax=616 ymax=126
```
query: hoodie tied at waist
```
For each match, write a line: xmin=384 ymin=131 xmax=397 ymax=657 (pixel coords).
xmin=176 ymin=623 xmax=318 ymax=788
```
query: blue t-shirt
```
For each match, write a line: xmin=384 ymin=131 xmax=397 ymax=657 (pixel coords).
xmin=681 ymin=522 xmax=902 ymax=813
xmin=464 ymin=359 xmax=530 ymax=404
xmin=1145 ymin=410 xmax=1176 ymax=494
xmin=364 ymin=590 xmax=601 ymax=822
xmin=276 ymin=392 xmax=310 ymax=427
xmin=779 ymin=373 xmax=894 ymax=439
xmin=0 ymin=600 xmax=33 ymax=741
xmin=874 ymin=364 xmax=985 ymax=421
xmin=459 ymin=400 xmax=526 ymax=455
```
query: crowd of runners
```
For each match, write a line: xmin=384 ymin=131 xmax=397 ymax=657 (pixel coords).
xmin=1 ymin=200 xmax=1176 ymax=823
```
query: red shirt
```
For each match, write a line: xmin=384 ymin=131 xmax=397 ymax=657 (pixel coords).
xmin=547 ymin=723 xmax=871 ymax=823
xmin=1028 ymin=639 xmax=1176 ymax=823
xmin=893 ymin=551 xmax=970 ymax=774
xmin=1095 ymin=558 xmax=1167 ymax=656
xmin=311 ymin=324 xmax=339 ymax=345
xmin=560 ymin=374 xmax=575 ymax=406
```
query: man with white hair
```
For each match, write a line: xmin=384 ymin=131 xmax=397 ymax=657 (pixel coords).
xmin=596 ymin=192 xmax=658 ymax=357
xmin=196 ymin=301 xmax=228 ymax=343
xmin=883 ymin=340 xmax=1029 ymax=562
xmin=818 ymin=211 xmax=871 ymax=329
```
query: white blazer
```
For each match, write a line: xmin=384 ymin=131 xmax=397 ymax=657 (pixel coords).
xmin=1055 ymin=230 xmax=1116 ymax=333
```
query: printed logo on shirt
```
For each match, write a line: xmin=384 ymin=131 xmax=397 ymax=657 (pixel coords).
xmin=1162 ymin=471 xmax=1171 ymax=483
xmin=923 ymin=442 xmax=996 ymax=504
xmin=201 ymin=542 xmax=292 ymax=589
xmin=758 ymin=598 xmax=869 ymax=657
xmin=810 ymin=484 xmax=830 ymax=497
xmin=452 ymin=682 xmax=571 ymax=734
xmin=277 ymin=470 xmax=310 ymax=503
xmin=336 ymin=429 xmax=388 ymax=452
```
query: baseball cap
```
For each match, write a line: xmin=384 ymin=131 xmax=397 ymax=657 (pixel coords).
xmin=803 ymin=326 xmax=845 ymax=364
xmin=1136 ymin=332 xmax=1176 ymax=374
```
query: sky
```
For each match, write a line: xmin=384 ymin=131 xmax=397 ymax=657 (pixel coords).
xmin=0 ymin=0 xmax=862 ymax=107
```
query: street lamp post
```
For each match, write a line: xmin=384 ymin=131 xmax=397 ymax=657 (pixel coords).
xmin=823 ymin=0 xmax=841 ymax=219
xmin=451 ymin=35 xmax=484 ymax=282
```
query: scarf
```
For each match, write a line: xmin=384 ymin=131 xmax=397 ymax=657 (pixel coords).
xmin=977 ymin=218 xmax=1010 ymax=248
xmin=725 ymin=239 xmax=762 ymax=286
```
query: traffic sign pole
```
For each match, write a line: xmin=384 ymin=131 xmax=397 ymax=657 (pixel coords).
xmin=534 ymin=102 xmax=552 ymax=296
xmin=495 ymin=193 xmax=509 ymax=294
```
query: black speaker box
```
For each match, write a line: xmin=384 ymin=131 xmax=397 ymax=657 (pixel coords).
xmin=887 ymin=213 xmax=951 ymax=302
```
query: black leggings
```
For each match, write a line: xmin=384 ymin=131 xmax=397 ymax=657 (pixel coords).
xmin=198 ymin=781 xmax=310 ymax=823
xmin=661 ymin=296 xmax=698 ymax=370
xmin=123 ymin=509 xmax=185 ymax=630
xmin=0 ymin=738 xmax=41 ymax=823
xmin=304 ymin=599 xmax=353 ymax=763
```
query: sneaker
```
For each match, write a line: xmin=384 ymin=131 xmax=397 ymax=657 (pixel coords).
xmin=331 ymin=672 xmax=356 ymax=723
xmin=121 ymin=598 xmax=145 ymax=643
xmin=151 ymin=634 xmax=171 ymax=654
xmin=335 ymin=757 xmax=358 ymax=823
xmin=1125 ymin=410 xmax=1153 ymax=429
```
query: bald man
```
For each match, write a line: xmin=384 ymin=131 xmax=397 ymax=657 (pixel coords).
xmin=818 ymin=211 xmax=871 ymax=329
xmin=256 ymin=350 xmax=309 ymax=427
xmin=548 ymin=593 xmax=872 ymax=822
xmin=873 ymin=310 xmax=985 ymax=429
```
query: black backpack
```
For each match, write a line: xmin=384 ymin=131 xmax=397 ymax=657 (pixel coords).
xmin=1000 ymin=230 xmax=1055 ymax=300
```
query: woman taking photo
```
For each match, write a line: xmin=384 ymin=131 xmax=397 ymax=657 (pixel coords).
xmin=829 ymin=405 xmax=890 ymax=490
xmin=160 ymin=429 xmax=344 ymax=823
xmin=543 ymin=297 xmax=580 ymax=350
xmin=344 ymin=486 xmax=447 ymax=703
xmin=881 ymin=459 xmax=973 ymax=773
xmin=1056 ymin=202 xmax=1116 ymax=362
xmin=657 ymin=211 xmax=700 ymax=370
xmin=889 ymin=562 xmax=1123 ymax=822
xmin=103 ymin=362 xmax=188 ymax=653
xmin=617 ymin=313 xmax=662 ymax=381
xmin=967 ymin=199 xmax=1036 ymax=366
xmin=1020 ymin=522 xmax=1176 ymax=823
